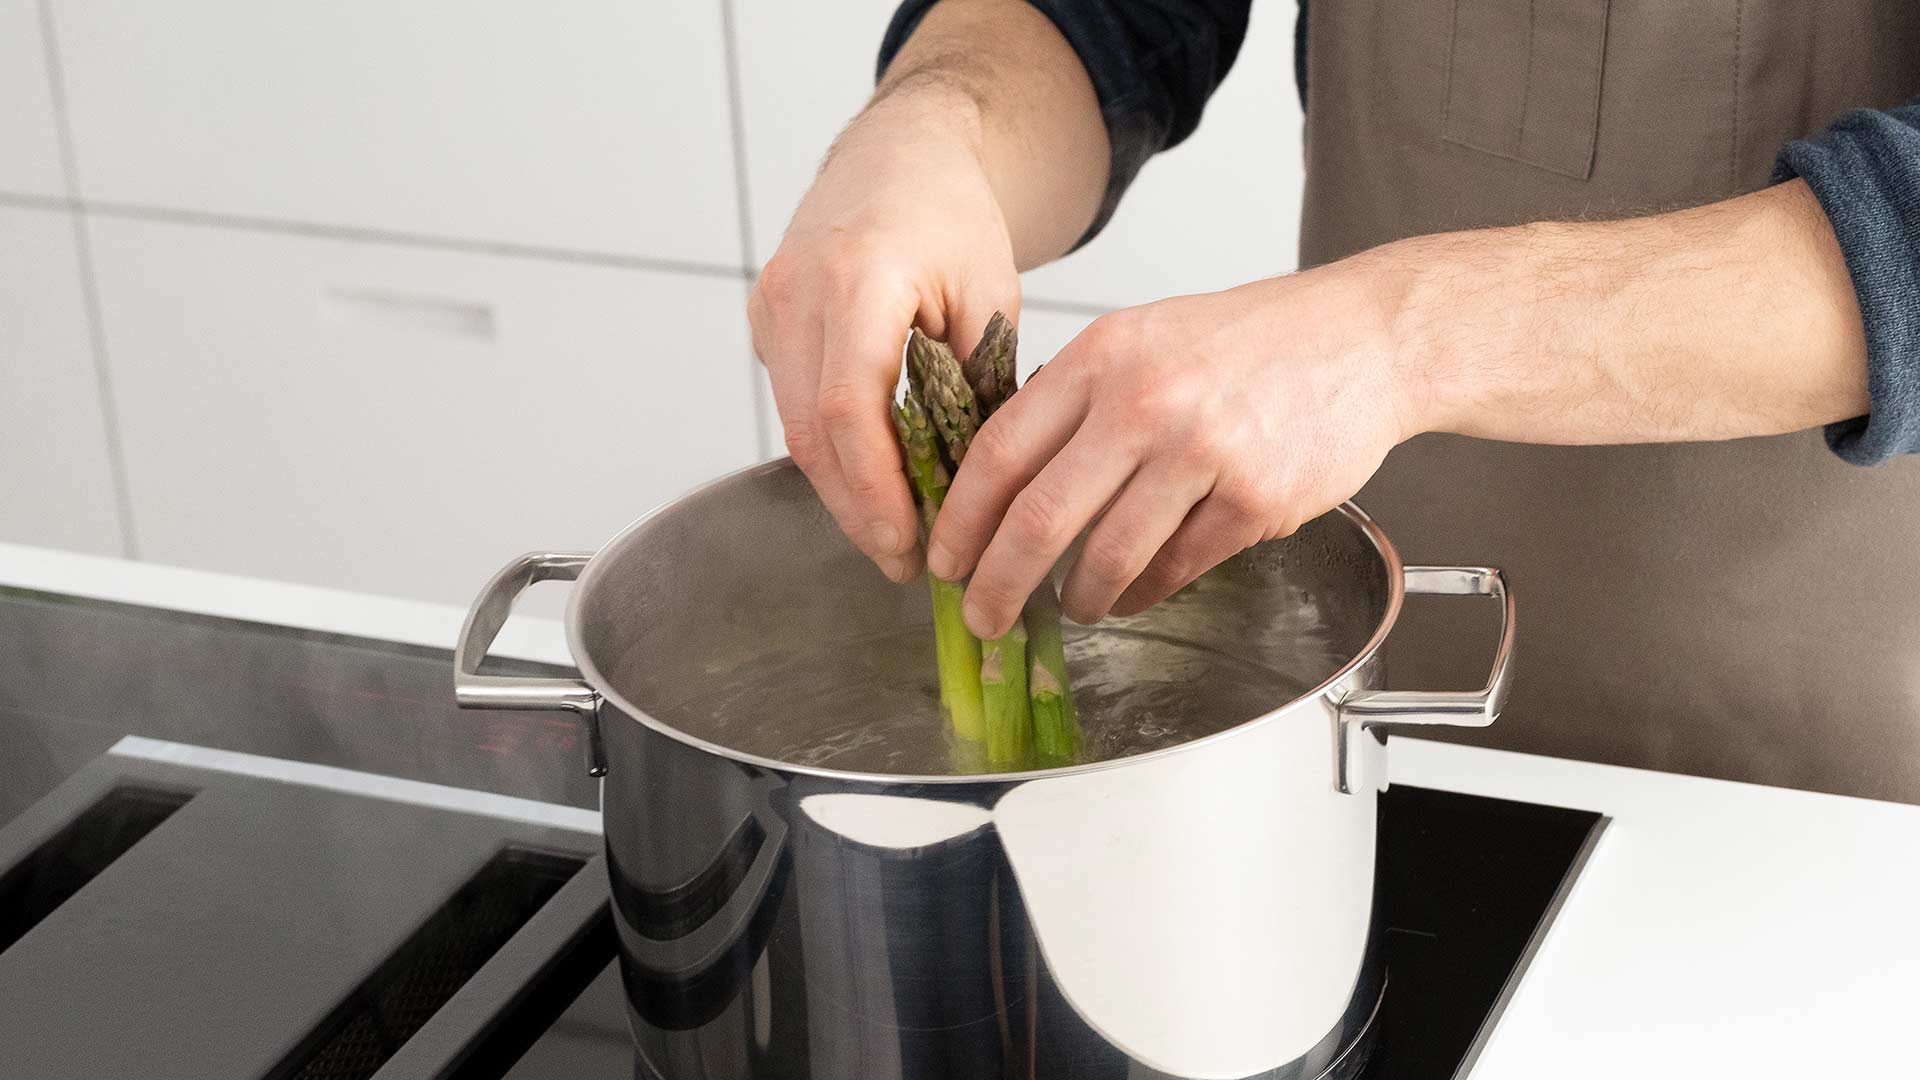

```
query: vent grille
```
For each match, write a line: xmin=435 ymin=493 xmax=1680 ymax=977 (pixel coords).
xmin=0 ymin=785 xmax=193 ymax=954
xmin=273 ymin=848 xmax=585 ymax=1080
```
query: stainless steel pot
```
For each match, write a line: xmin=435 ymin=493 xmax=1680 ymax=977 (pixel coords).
xmin=453 ymin=459 xmax=1512 ymax=1080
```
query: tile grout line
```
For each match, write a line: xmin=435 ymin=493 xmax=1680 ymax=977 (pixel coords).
xmin=1021 ymin=296 xmax=1112 ymax=318
xmin=93 ymin=200 xmax=756 ymax=280
xmin=716 ymin=0 xmax=759 ymax=273
xmin=0 ymin=208 xmax=1116 ymax=325
xmin=0 ymin=191 xmax=67 ymax=212
xmin=4 ymin=192 xmax=754 ymax=281
xmin=717 ymin=0 xmax=776 ymax=460
xmin=36 ymin=0 xmax=140 ymax=560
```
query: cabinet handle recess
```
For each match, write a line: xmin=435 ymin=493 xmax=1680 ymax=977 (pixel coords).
xmin=326 ymin=287 xmax=496 ymax=340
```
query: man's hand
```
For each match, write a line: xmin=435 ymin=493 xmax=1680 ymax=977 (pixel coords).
xmin=928 ymin=270 xmax=1421 ymax=638
xmin=749 ymin=91 xmax=1020 ymax=584
xmin=931 ymin=178 xmax=1868 ymax=639
xmin=747 ymin=0 xmax=1108 ymax=583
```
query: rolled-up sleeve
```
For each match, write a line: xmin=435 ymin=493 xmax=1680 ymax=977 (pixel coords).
xmin=878 ymin=0 xmax=1253 ymax=248
xmin=1776 ymin=99 xmax=1920 ymax=465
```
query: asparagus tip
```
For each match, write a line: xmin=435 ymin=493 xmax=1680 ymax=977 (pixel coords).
xmin=963 ymin=310 xmax=1018 ymax=415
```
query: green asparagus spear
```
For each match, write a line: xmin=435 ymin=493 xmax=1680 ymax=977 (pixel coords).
xmin=897 ymin=313 xmax=1078 ymax=772
xmin=980 ymin=616 xmax=1031 ymax=768
xmin=1024 ymin=582 xmax=1082 ymax=765
xmin=893 ymin=390 xmax=944 ymax=530
xmin=894 ymin=394 xmax=985 ymax=741
xmin=931 ymin=579 xmax=985 ymax=742
xmin=963 ymin=311 xmax=1018 ymax=414
xmin=906 ymin=330 xmax=979 ymax=465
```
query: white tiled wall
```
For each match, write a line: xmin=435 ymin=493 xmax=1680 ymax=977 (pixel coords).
xmin=51 ymin=0 xmax=743 ymax=264
xmin=0 ymin=0 xmax=1304 ymax=606
xmin=0 ymin=207 xmax=124 ymax=554
xmin=0 ymin=0 xmax=66 ymax=196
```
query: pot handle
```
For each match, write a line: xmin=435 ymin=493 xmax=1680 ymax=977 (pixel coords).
xmin=1333 ymin=565 xmax=1514 ymax=794
xmin=454 ymin=551 xmax=607 ymax=776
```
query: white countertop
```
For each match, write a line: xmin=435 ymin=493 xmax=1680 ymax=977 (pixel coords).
xmin=4 ymin=540 xmax=1915 ymax=1077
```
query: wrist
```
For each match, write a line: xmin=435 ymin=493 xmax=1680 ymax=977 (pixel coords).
xmin=1337 ymin=238 xmax=1460 ymax=443
xmin=862 ymin=69 xmax=989 ymax=162
xmin=867 ymin=5 xmax=1106 ymax=264
xmin=1360 ymin=224 xmax=1554 ymax=441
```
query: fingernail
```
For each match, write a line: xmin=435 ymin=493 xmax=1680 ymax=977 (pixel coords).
xmin=879 ymin=552 xmax=919 ymax=584
xmin=868 ymin=522 xmax=902 ymax=556
xmin=962 ymin=598 xmax=996 ymax=640
xmin=926 ymin=540 xmax=959 ymax=581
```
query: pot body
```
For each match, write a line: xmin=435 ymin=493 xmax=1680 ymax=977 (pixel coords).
xmin=599 ymin=678 xmax=1389 ymax=1080
xmin=453 ymin=461 xmax=1512 ymax=1080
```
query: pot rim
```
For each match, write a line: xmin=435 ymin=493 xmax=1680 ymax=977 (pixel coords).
xmin=567 ymin=458 xmax=1408 ymax=786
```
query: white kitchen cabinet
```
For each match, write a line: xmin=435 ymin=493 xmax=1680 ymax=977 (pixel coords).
xmin=734 ymin=0 xmax=1303 ymax=310
xmin=52 ymin=0 xmax=742 ymax=266
xmin=86 ymin=215 xmax=761 ymax=610
xmin=0 ymin=0 xmax=67 ymax=197
xmin=0 ymin=207 xmax=125 ymax=554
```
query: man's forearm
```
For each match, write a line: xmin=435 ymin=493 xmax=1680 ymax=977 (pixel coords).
xmin=1382 ymin=179 xmax=1869 ymax=445
xmin=870 ymin=0 xmax=1110 ymax=269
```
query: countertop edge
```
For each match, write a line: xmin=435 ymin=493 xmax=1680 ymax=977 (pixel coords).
xmin=0 ymin=541 xmax=573 ymax=665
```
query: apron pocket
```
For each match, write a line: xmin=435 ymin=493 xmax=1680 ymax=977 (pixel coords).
xmin=1443 ymin=0 xmax=1611 ymax=179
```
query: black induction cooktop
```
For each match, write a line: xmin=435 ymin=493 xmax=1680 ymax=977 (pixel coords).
xmin=0 ymin=585 xmax=1604 ymax=1080
xmin=491 ymin=784 xmax=1605 ymax=1080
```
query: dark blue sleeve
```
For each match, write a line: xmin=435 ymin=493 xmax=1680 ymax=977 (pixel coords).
xmin=878 ymin=0 xmax=1254 ymax=248
xmin=1775 ymin=99 xmax=1920 ymax=465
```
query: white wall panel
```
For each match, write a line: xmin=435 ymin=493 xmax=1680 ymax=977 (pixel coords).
xmin=0 ymin=0 xmax=67 ymax=196
xmin=54 ymin=1 xmax=743 ymax=264
xmin=0 ymin=206 xmax=124 ymax=554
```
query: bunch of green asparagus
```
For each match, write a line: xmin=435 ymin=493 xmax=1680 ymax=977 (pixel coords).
xmin=893 ymin=313 xmax=1082 ymax=770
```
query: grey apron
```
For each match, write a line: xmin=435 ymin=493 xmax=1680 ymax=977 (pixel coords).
xmin=1299 ymin=0 xmax=1920 ymax=801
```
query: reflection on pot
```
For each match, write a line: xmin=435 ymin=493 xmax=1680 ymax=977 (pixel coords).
xmin=995 ymin=709 xmax=1385 ymax=1079
xmin=789 ymin=787 xmax=1005 ymax=1078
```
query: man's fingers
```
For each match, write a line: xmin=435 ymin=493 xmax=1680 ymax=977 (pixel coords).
xmin=758 ymin=303 xmax=918 ymax=583
xmin=1110 ymin=495 xmax=1263 ymax=616
xmin=962 ymin=431 xmax=1138 ymax=638
xmin=1059 ymin=464 xmax=1215 ymax=624
xmin=785 ymin=410 xmax=922 ymax=584
xmin=818 ymin=282 xmax=924 ymax=567
xmin=926 ymin=371 xmax=1089 ymax=581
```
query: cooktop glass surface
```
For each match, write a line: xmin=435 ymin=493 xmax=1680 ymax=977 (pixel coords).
xmin=0 ymin=587 xmax=1603 ymax=1080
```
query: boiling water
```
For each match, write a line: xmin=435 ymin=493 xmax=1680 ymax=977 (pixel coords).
xmin=643 ymin=625 xmax=1332 ymax=776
